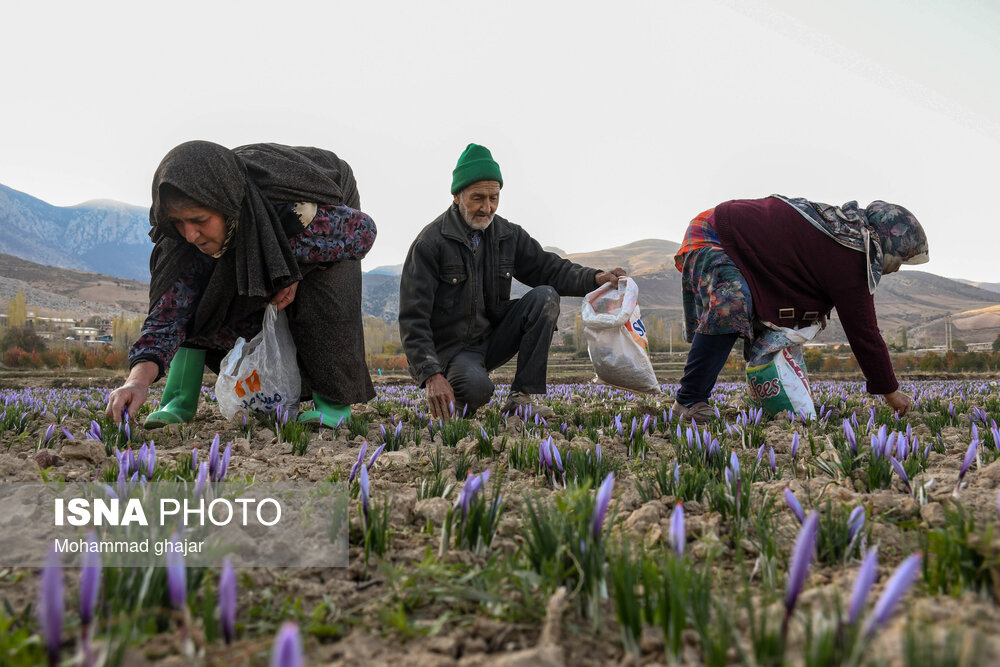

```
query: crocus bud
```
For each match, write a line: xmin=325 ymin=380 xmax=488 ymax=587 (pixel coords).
xmin=80 ymin=533 xmax=101 ymax=627
xmin=590 ymin=472 xmax=615 ymax=540
xmin=785 ymin=512 xmax=820 ymax=616
xmin=784 ymin=488 xmax=805 ymax=525
xmin=847 ymin=547 xmax=878 ymax=625
xmin=165 ymin=534 xmax=186 ymax=609
xmin=39 ymin=547 xmax=63 ymax=666
xmin=669 ymin=502 xmax=685 ymax=557
xmin=270 ymin=622 xmax=304 ymax=667
xmin=219 ymin=558 xmax=237 ymax=644
xmin=865 ymin=553 xmax=922 ymax=636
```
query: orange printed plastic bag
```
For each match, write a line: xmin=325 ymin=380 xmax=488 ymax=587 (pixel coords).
xmin=215 ymin=304 xmax=301 ymax=419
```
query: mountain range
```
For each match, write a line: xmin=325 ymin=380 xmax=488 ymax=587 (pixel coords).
xmin=0 ymin=184 xmax=152 ymax=281
xmin=1 ymin=185 xmax=997 ymax=345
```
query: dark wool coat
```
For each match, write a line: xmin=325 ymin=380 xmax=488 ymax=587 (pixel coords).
xmin=144 ymin=142 xmax=374 ymax=404
xmin=399 ymin=205 xmax=600 ymax=386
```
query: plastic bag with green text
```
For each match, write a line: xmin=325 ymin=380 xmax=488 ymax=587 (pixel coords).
xmin=745 ymin=323 xmax=821 ymax=419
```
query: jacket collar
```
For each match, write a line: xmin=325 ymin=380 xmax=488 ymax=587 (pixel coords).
xmin=441 ymin=204 xmax=512 ymax=243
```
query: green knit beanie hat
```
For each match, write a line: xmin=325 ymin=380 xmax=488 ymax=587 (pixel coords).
xmin=451 ymin=143 xmax=503 ymax=195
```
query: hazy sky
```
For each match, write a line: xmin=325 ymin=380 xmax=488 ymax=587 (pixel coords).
xmin=2 ymin=0 xmax=998 ymax=281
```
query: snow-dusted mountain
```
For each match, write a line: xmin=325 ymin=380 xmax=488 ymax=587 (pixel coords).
xmin=0 ymin=183 xmax=152 ymax=281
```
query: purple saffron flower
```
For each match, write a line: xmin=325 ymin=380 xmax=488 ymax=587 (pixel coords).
xmin=785 ymin=512 xmax=820 ymax=615
xmin=367 ymin=443 xmax=387 ymax=470
xmin=756 ymin=443 xmax=765 ymax=465
xmin=191 ymin=447 xmax=198 ymax=471
xmin=540 ymin=437 xmax=554 ymax=469
xmin=208 ymin=433 xmax=221 ymax=481
xmin=44 ymin=423 xmax=56 ymax=445
xmin=843 ymin=420 xmax=857 ymax=453
xmin=359 ymin=464 xmax=370 ymax=519
xmin=785 ymin=487 xmax=805 ymax=525
xmin=215 ymin=443 xmax=231 ymax=482
xmin=551 ymin=442 xmax=563 ymax=472
xmin=959 ymin=440 xmax=978 ymax=481
xmin=219 ymin=557 xmax=237 ymax=644
xmin=848 ymin=546 xmax=879 ymax=625
xmin=80 ymin=532 xmax=101 ymax=627
xmin=590 ymin=472 xmax=615 ymax=540
xmin=165 ymin=534 xmax=186 ymax=608
xmin=729 ymin=450 xmax=740 ymax=477
xmin=847 ymin=506 xmax=865 ymax=543
xmin=890 ymin=457 xmax=910 ymax=490
xmin=39 ymin=547 xmax=63 ymax=666
xmin=673 ymin=459 xmax=680 ymax=487
xmin=669 ymin=502 xmax=685 ymax=557
xmin=194 ymin=461 xmax=208 ymax=500
xmin=270 ymin=622 xmax=304 ymax=667
xmin=87 ymin=420 xmax=102 ymax=441
xmin=865 ymin=553 xmax=922 ymax=635
xmin=897 ymin=435 xmax=909 ymax=460
xmin=349 ymin=441 xmax=368 ymax=483
xmin=456 ymin=471 xmax=489 ymax=517
xmin=769 ymin=447 xmax=776 ymax=473
xmin=886 ymin=431 xmax=898 ymax=458
xmin=61 ymin=427 xmax=75 ymax=440
xmin=116 ymin=468 xmax=128 ymax=501
xmin=791 ymin=431 xmax=800 ymax=459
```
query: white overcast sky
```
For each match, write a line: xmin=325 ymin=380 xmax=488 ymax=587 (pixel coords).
xmin=2 ymin=0 xmax=998 ymax=282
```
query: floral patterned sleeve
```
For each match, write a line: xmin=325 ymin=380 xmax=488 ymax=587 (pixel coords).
xmin=289 ymin=205 xmax=377 ymax=264
xmin=128 ymin=256 xmax=213 ymax=380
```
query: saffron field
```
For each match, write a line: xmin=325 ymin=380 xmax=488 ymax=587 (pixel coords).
xmin=1 ymin=378 xmax=1000 ymax=665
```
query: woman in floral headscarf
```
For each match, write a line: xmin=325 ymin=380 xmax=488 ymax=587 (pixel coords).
xmin=672 ymin=195 xmax=928 ymax=422
xmin=105 ymin=141 xmax=377 ymax=428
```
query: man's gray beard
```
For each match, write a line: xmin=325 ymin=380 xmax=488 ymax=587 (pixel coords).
xmin=462 ymin=213 xmax=494 ymax=231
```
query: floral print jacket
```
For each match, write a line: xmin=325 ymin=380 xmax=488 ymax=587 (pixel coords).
xmin=129 ymin=204 xmax=376 ymax=378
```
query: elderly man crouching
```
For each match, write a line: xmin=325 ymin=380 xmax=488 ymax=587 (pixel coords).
xmin=399 ymin=143 xmax=625 ymax=419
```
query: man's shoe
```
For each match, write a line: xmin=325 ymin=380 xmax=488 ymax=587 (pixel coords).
xmin=672 ymin=400 xmax=716 ymax=423
xmin=144 ymin=347 xmax=206 ymax=428
xmin=500 ymin=391 xmax=555 ymax=419
xmin=298 ymin=392 xmax=352 ymax=428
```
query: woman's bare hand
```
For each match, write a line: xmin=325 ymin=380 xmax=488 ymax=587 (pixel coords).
xmin=270 ymin=281 xmax=299 ymax=311
xmin=882 ymin=390 xmax=912 ymax=417
xmin=106 ymin=361 xmax=159 ymax=423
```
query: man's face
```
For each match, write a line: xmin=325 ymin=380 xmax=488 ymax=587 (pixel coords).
xmin=454 ymin=180 xmax=500 ymax=231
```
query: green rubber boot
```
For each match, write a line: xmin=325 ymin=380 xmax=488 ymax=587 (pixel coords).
xmin=298 ymin=392 xmax=351 ymax=428
xmin=144 ymin=347 xmax=207 ymax=428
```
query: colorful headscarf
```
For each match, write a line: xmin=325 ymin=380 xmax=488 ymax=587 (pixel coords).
xmin=772 ymin=195 xmax=928 ymax=294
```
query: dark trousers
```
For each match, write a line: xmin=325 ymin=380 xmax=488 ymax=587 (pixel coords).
xmin=676 ymin=332 xmax=739 ymax=407
xmin=445 ymin=286 xmax=561 ymax=413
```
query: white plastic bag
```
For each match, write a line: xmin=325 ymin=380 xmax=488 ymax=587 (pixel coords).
xmin=745 ymin=322 xmax=821 ymax=419
xmin=215 ymin=304 xmax=301 ymax=419
xmin=581 ymin=278 xmax=660 ymax=392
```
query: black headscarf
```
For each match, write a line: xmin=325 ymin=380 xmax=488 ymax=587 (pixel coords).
xmin=148 ymin=141 xmax=360 ymax=336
